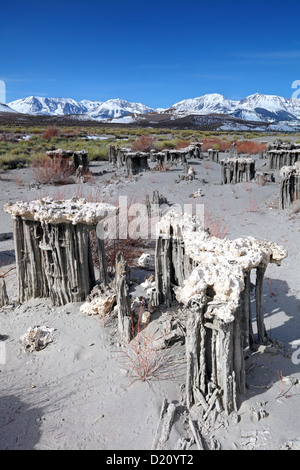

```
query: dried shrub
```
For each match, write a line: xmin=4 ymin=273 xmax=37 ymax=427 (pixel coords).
xmin=231 ymin=185 xmax=239 ymax=199
xmin=60 ymin=128 xmax=80 ymax=139
xmin=90 ymin=193 xmax=145 ymax=273
xmin=131 ymin=134 xmax=157 ymax=152
xmin=256 ymin=174 xmax=267 ymax=186
xmin=115 ymin=332 xmax=169 ymax=382
xmin=157 ymin=162 xmax=170 ymax=172
xmin=205 ymin=212 xmax=229 ymax=239
xmin=291 ymin=200 xmax=300 ymax=215
xmin=31 ymin=155 xmax=74 ymax=185
xmin=248 ymin=196 xmax=258 ymax=212
xmin=235 ymin=141 xmax=266 ymax=155
xmin=202 ymin=137 xmax=231 ymax=152
xmin=42 ymin=126 xmax=60 ymax=140
xmin=176 ymin=139 xmax=190 ymax=150
xmin=78 ymin=169 xmax=95 ymax=184
xmin=105 ymin=238 xmax=143 ymax=273
xmin=14 ymin=174 xmax=23 ymax=187
xmin=243 ymin=182 xmax=252 ymax=192
xmin=203 ymin=161 xmax=212 ymax=170
xmin=115 ymin=312 xmax=173 ymax=383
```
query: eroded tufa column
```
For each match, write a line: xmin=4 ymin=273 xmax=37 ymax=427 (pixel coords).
xmin=4 ymin=197 xmax=117 ymax=306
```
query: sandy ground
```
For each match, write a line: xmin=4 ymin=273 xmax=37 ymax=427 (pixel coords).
xmin=0 ymin=147 xmax=300 ymax=451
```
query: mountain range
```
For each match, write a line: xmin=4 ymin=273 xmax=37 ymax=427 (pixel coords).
xmin=2 ymin=93 xmax=300 ymax=127
xmin=5 ymin=96 xmax=154 ymax=120
xmin=168 ymin=93 xmax=300 ymax=123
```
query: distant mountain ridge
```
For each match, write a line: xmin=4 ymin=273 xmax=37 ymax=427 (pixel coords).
xmin=7 ymin=96 xmax=155 ymax=120
xmin=168 ymin=93 xmax=300 ymax=122
xmin=6 ymin=92 xmax=300 ymax=123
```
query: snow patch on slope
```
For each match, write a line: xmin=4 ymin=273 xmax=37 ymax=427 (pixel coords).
xmin=0 ymin=102 xmax=19 ymax=113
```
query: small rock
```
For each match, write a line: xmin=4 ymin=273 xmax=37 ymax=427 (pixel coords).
xmin=257 ymin=344 xmax=277 ymax=355
xmin=231 ymin=411 xmax=240 ymax=424
xmin=250 ymin=407 xmax=269 ymax=422
xmin=282 ymin=376 xmax=299 ymax=386
xmin=20 ymin=326 xmax=55 ymax=351
xmin=138 ymin=253 xmax=155 ymax=269
xmin=281 ymin=439 xmax=300 ymax=450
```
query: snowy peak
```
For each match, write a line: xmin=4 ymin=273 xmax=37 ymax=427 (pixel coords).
xmin=240 ymin=93 xmax=288 ymax=109
xmin=8 ymin=96 xmax=155 ymax=120
xmin=169 ymin=93 xmax=235 ymax=115
xmin=7 ymin=93 xmax=300 ymax=123
xmin=88 ymin=99 xmax=154 ymax=119
xmin=8 ymin=96 xmax=87 ymax=116
xmin=170 ymin=92 xmax=300 ymax=122
xmin=236 ymin=93 xmax=300 ymax=121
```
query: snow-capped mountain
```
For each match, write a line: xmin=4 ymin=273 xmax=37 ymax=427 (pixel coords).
xmin=7 ymin=96 xmax=87 ymax=116
xmin=169 ymin=93 xmax=300 ymax=122
xmin=81 ymin=98 xmax=154 ymax=120
xmin=0 ymin=102 xmax=19 ymax=113
xmin=78 ymin=99 xmax=103 ymax=115
xmin=169 ymin=93 xmax=236 ymax=115
xmin=8 ymin=96 xmax=155 ymax=120
xmin=232 ymin=93 xmax=300 ymax=122
xmin=7 ymin=92 xmax=300 ymax=123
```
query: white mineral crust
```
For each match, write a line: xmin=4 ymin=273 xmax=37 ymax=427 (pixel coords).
xmin=4 ymin=197 xmax=118 ymax=225
xmin=157 ymin=210 xmax=287 ymax=323
xmin=280 ymin=161 xmax=300 ymax=178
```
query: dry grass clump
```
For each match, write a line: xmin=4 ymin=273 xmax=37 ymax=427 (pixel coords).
xmin=202 ymin=137 xmax=231 ymax=152
xmin=31 ymin=155 xmax=74 ymax=185
xmin=176 ymin=139 xmax=190 ymax=149
xmin=89 ymin=192 xmax=146 ymax=273
xmin=256 ymin=174 xmax=267 ymax=186
xmin=105 ymin=238 xmax=143 ymax=273
xmin=236 ymin=141 xmax=266 ymax=155
xmin=248 ymin=195 xmax=258 ymax=212
xmin=42 ymin=126 xmax=60 ymax=140
xmin=203 ymin=161 xmax=213 ymax=170
xmin=116 ymin=331 xmax=170 ymax=382
xmin=291 ymin=200 xmax=300 ymax=215
xmin=201 ymin=138 xmax=266 ymax=155
xmin=115 ymin=306 xmax=173 ymax=383
xmin=131 ymin=134 xmax=157 ymax=152
xmin=205 ymin=212 xmax=229 ymax=239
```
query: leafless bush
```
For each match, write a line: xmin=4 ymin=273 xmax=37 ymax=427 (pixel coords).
xmin=291 ymin=200 xmax=300 ymax=215
xmin=115 ymin=308 xmax=174 ymax=383
xmin=256 ymin=175 xmax=267 ymax=186
xmin=243 ymin=182 xmax=252 ymax=192
xmin=205 ymin=212 xmax=229 ymax=239
xmin=42 ymin=126 xmax=60 ymax=140
xmin=203 ymin=161 xmax=212 ymax=170
xmin=236 ymin=141 xmax=266 ymax=155
xmin=131 ymin=134 xmax=157 ymax=152
xmin=31 ymin=155 xmax=74 ymax=185
xmin=248 ymin=195 xmax=258 ymax=212
xmin=232 ymin=185 xmax=239 ymax=199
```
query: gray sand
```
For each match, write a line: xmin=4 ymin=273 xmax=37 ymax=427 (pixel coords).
xmin=0 ymin=151 xmax=299 ymax=450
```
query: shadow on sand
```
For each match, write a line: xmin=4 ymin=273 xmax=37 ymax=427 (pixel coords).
xmin=0 ymin=395 xmax=43 ymax=450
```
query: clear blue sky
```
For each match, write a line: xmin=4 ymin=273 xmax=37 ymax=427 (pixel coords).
xmin=1 ymin=0 xmax=300 ymax=108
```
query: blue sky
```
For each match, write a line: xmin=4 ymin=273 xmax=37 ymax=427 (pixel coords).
xmin=1 ymin=0 xmax=300 ymax=108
